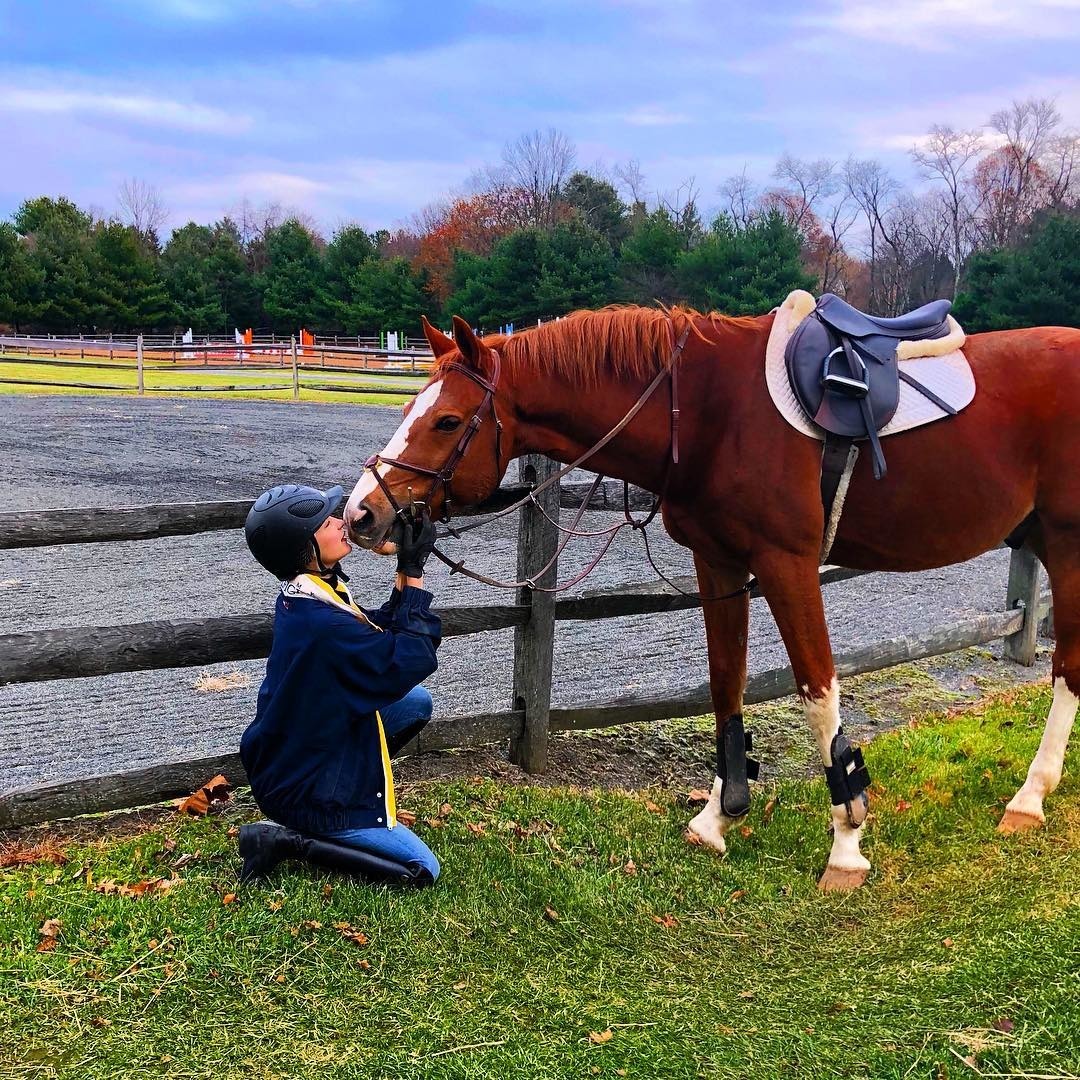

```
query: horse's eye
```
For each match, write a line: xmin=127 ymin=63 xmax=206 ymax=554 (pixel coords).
xmin=435 ymin=416 xmax=462 ymax=432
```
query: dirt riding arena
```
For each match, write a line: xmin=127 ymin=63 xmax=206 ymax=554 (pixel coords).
xmin=0 ymin=394 xmax=1049 ymax=798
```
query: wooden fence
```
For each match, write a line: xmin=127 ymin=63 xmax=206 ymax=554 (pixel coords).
xmin=0 ymin=459 xmax=1051 ymax=828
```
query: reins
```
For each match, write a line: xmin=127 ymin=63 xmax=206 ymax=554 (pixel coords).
xmin=361 ymin=321 xmax=754 ymax=602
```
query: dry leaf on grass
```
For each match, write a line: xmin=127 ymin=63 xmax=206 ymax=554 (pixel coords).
xmin=683 ymin=829 xmax=704 ymax=847
xmin=589 ymin=1029 xmax=613 ymax=1045
xmin=991 ymin=1018 xmax=1015 ymax=1034
xmin=643 ymin=800 xmax=665 ymax=815
xmin=762 ymin=797 xmax=778 ymax=823
xmin=0 ymin=841 xmax=68 ymax=869
xmin=439 ymin=803 xmax=454 ymax=818
xmin=396 ymin=809 xmax=417 ymax=827
xmin=543 ymin=906 xmax=560 ymax=922
xmin=37 ymin=918 xmax=61 ymax=952
xmin=896 ymin=799 xmax=913 ymax=812
xmin=623 ymin=860 xmax=637 ymax=876
xmin=222 ymin=893 xmax=237 ymax=906
xmin=466 ymin=822 xmax=486 ymax=836
xmin=93 ymin=876 xmax=182 ymax=899
xmin=651 ymin=914 xmax=679 ymax=929
xmin=194 ymin=670 xmax=251 ymax=693
xmin=176 ymin=774 xmax=232 ymax=816
xmin=687 ymin=788 xmax=711 ymax=806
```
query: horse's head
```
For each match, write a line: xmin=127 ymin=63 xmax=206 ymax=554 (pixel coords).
xmin=345 ymin=316 xmax=511 ymax=551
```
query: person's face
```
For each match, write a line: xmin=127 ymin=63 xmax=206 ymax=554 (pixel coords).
xmin=309 ymin=515 xmax=352 ymax=569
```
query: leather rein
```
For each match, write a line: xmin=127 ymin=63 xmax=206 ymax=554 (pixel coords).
xmin=360 ymin=323 xmax=753 ymax=601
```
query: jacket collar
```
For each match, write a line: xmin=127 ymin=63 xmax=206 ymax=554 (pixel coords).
xmin=282 ymin=573 xmax=382 ymax=630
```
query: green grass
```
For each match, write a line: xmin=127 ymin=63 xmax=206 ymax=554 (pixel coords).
xmin=0 ymin=359 xmax=410 ymax=406
xmin=1 ymin=684 xmax=1078 ymax=1078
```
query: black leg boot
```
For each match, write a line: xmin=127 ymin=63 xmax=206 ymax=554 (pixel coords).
xmin=298 ymin=836 xmax=436 ymax=887
xmin=386 ymin=717 xmax=431 ymax=758
xmin=238 ymin=821 xmax=304 ymax=882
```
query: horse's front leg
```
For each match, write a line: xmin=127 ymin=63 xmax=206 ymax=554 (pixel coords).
xmin=755 ymin=550 xmax=872 ymax=891
xmin=686 ymin=554 xmax=754 ymax=853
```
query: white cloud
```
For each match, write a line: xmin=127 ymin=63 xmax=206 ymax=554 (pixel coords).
xmin=0 ymin=86 xmax=246 ymax=135
xmin=622 ymin=105 xmax=692 ymax=127
xmin=801 ymin=0 xmax=1080 ymax=49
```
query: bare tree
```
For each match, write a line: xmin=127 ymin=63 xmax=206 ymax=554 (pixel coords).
xmin=844 ymin=157 xmax=901 ymax=312
xmin=772 ymin=155 xmax=837 ymax=234
xmin=658 ymin=176 xmax=702 ymax=249
xmin=911 ymin=125 xmax=983 ymax=295
xmin=613 ymin=158 xmax=647 ymax=210
xmin=116 ymin=177 xmax=168 ymax=237
xmin=718 ymin=167 xmax=758 ymax=229
xmin=501 ymin=128 xmax=577 ymax=228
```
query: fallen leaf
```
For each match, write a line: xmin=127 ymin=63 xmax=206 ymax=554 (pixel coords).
xmin=226 ymin=827 xmax=240 ymax=839
xmin=453 ymin=980 xmax=468 ymax=990
xmin=683 ymin=829 xmax=704 ymax=847
xmin=651 ymin=914 xmax=679 ymax=929
xmin=738 ymin=990 xmax=755 ymax=1000
xmin=0 ymin=841 xmax=68 ymax=869
xmin=762 ymin=797 xmax=778 ymax=823
xmin=222 ymin=893 xmax=237 ymax=906
xmin=322 ymin=883 xmax=333 ymax=899
xmin=171 ymin=852 xmax=198 ymax=871
xmin=739 ymin=825 xmax=754 ymax=839
xmin=176 ymin=774 xmax=233 ymax=816
xmin=267 ymin=900 xmax=283 ymax=912
xmin=589 ymin=1029 xmax=613 ymax=1044
xmin=439 ymin=803 xmax=454 ymax=818
xmin=687 ymin=788 xmax=711 ymax=806
xmin=991 ymin=1018 xmax=1015 ymax=1033
xmin=729 ymin=889 xmax=747 ymax=901
xmin=301 ymin=920 xmax=323 ymax=930
xmin=341 ymin=930 xmax=369 ymax=946
xmin=828 ymin=1001 xmax=851 ymax=1014
xmin=396 ymin=809 xmax=417 ymax=827
xmin=94 ymin=876 xmax=182 ymax=899
xmin=424 ymin=818 xmax=445 ymax=829
xmin=623 ymin=859 xmax=638 ymax=876
xmin=896 ymin=799 xmax=913 ymax=813
xmin=643 ymin=800 xmax=665 ymax=814
xmin=358 ymin=959 xmax=371 ymax=970
xmin=466 ymin=822 xmax=486 ymax=836
xmin=275 ymin=974 xmax=287 ymax=983
xmin=37 ymin=918 xmax=61 ymax=952
xmin=942 ymin=937 xmax=955 ymax=948
xmin=544 ymin=906 xmax=560 ymax=922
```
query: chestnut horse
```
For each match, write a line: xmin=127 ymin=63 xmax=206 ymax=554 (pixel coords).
xmin=345 ymin=307 xmax=1080 ymax=890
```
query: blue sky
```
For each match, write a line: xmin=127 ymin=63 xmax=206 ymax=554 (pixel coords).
xmin=2 ymin=0 xmax=1078 ymax=234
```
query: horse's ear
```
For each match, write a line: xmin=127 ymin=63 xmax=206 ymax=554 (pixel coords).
xmin=421 ymin=315 xmax=455 ymax=358
xmin=451 ymin=315 xmax=484 ymax=371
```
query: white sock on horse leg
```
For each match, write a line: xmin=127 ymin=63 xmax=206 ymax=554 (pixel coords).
xmin=1005 ymin=676 xmax=1078 ymax=823
xmin=687 ymin=776 xmax=740 ymax=853
xmin=804 ymin=677 xmax=870 ymax=873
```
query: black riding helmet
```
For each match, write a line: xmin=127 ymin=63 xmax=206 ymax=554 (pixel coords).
xmin=245 ymin=484 xmax=345 ymax=580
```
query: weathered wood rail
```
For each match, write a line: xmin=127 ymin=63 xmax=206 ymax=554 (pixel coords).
xmin=0 ymin=462 xmax=1051 ymax=829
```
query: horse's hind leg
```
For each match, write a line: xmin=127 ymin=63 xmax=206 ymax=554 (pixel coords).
xmin=1000 ymin=529 xmax=1079 ymax=833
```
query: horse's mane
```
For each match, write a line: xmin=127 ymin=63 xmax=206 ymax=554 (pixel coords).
xmin=433 ymin=305 xmax=761 ymax=387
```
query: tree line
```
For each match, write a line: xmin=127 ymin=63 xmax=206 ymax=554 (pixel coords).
xmin=0 ymin=98 xmax=1076 ymax=337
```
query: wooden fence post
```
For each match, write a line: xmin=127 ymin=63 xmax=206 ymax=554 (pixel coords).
xmin=136 ymin=334 xmax=144 ymax=396
xmin=290 ymin=336 xmax=300 ymax=401
xmin=509 ymin=455 xmax=561 ymax=773
xmin=1004 ymin=546 xmax=1041 ymax=665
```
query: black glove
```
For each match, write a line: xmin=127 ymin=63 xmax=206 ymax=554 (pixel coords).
xmin=396 ymin=509 xmax=436 ymax=579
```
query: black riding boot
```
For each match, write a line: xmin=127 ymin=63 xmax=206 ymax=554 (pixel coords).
xmin=238 ymin=821 xmax=434 ymax=887
xmin=238 ymin=821 xmax=304 ymax=882
xmin=386 ymin=716 xmax=430 ymax=757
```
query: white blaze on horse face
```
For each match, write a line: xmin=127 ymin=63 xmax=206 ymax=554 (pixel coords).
xmin=1005 ymin=676 xmax=1079 ymax=823
xmin=803 ymin=677 xmax=871 ymax=873
xmin=345 ymin=380 xmax=445 ymax=517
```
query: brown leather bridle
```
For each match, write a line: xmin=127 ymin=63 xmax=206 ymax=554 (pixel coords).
xmin=362 ymin=353 xmax=504 ymax=527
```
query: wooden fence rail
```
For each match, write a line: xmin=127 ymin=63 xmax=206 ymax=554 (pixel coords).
xmin=0 ymin=459 xmax=1052 ymax=829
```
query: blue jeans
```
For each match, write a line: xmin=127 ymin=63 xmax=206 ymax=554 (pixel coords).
xmin=320 ymin=686 xmax=439 ymax=880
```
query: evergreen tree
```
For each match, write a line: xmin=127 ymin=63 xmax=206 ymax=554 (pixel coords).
xmin=344 ymin=256 xmax=429 ymax=334
xmin=676 ymin=211 xmax=815 ymax=314
xmin=259 ymin=220 xmax=328 ymax=333
xmin=93 ymin=222 xmax=174 ymax=330
xmin=448 ymin=229 xmax=547 ymax=328
xmin=13 ymin=197 xmax=99 ymax=331
xmin=534 ymin=221 xmax=617 ymax=315
xmin=617 ymin=208 xmax=682 ymax=304
xmin=323 ymin=224 xmax=377 ymax=326
xmin=0 ymin=223 xmax=44 ymax=328
xmin=211 ymin=219 xmax=262 ymax=331
xmin=954 ymin=213 xmax=1080 ymax=331
xmin=162 ymin=223 xmax=225 ymax=330
xmin=561 ymin=172 xmax=630 ymax=250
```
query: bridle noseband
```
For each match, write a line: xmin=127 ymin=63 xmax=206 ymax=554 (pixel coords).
xmin=362 ymin=352 xmax=504 ymax=526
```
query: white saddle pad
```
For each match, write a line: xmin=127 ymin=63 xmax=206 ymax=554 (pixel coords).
xmin=765 ymin=290 xmax=976 ymax=440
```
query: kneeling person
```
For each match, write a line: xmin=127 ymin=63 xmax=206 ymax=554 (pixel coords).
xmin=239 ymin=483 xmax=441 ymax=886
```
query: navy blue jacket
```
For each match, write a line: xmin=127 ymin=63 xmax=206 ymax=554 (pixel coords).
xmin=240 ymin=584 xmax=441 ymax=834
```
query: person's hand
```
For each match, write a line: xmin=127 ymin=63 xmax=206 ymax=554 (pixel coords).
xmin=396 ymin=509 xmax=436 ymax=580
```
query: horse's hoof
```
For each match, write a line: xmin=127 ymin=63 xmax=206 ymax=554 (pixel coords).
xmin=997 ymin=808 xmax=1044 ymax=834
xmin=684 ymin=827 xmax=725 ymax=855
xmin=817 ymin=865 xmax=868 ymax=891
